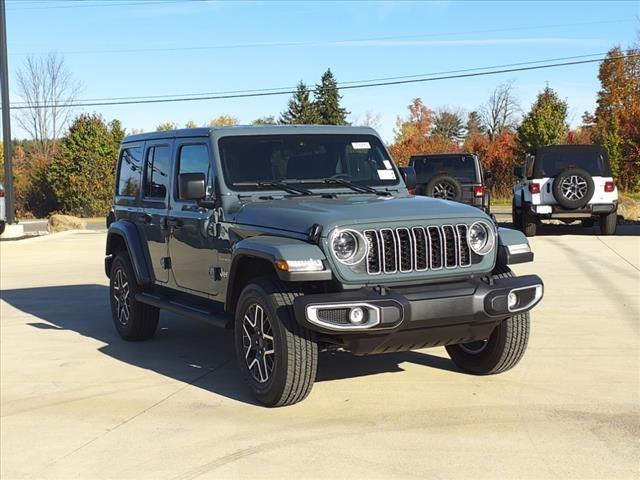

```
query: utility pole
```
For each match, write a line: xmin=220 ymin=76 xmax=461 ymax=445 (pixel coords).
xmin=0 ymin=0 xmax=15 ymax=225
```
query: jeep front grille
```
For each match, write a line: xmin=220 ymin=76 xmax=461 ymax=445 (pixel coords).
xmin=363 ymin=225 xmax=472 ymax=275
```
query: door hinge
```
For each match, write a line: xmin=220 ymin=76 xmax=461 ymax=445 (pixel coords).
xmin=161 ymin=257 xmax=172 ymax=270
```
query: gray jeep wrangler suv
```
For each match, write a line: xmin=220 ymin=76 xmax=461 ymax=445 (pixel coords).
xmin=105 ymin=126 xmax=543 ymax=407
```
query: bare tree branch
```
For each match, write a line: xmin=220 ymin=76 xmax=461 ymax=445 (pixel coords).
xmin=479 ymin=80 xmax=520 ymax=141
xmin=14 ymin=52 xmax=81 ymax=159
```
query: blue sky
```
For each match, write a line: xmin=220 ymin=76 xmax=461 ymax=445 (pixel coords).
xmin=5 ymin=0 xmax=640 ymax=142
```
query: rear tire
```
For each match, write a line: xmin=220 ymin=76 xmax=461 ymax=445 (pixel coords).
xmin=511 ymin=198 xmax=522 ymax=228
xmin=446 ymin=266 xmax=530 ymax=375
xmin=109 ymin=252 xmax=159 ymax=341
xmin=522 ymin=208 xmax=537 ymax=237
xmin=599 ymin=211 xmax=617 ymax=235
xmin=234 ymin=277 xmax=318 ymax=407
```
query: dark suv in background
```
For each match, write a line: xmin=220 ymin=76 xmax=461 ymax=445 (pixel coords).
xmin=409 ymin=153 xmax=491 ymax=213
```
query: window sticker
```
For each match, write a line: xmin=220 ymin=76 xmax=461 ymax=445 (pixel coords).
xmin=377 ymin=169 xmax=396 ymax=180
xmin=351 ymin=142 xmax=371 ymax=150
xmin=383 ymin=160 xmax=393 ymax=169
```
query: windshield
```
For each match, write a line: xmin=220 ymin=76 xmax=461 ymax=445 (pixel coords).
xmin=218 ymin=134 xmax=400 ymax=191
xmin=411 ymin=155 xmax=478 ymax=183
xmin=534 ymin=147 xmax=610 ymax=177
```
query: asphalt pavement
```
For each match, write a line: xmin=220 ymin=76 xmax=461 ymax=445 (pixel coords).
xmin=1 ymin=227 xmax=639 ymax=479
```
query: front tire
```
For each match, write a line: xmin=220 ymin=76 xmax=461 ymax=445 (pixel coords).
xmin=599 ymin=211 xmax=617 ymax=235
xmin=446 ymin=266 xmax=530 ymax=375
xmin=109 ymin=252 xmax=159 ymax=341
xmin=234 ymin=277 xmax=318 ymax=407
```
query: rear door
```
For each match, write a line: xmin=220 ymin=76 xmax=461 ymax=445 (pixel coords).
xmin=140 ymin=140 xmax=174 ymax=283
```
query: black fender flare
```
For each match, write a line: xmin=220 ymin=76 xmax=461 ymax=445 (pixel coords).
xmin=225 ymin=235 xmax=332 ymax=310
xmin=105 ymin=220 xmax=152 ymax=286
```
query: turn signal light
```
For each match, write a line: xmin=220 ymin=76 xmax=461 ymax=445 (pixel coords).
xmin=529 ymin=183 xmax=541 ymax=194
xmin=473 ymin=185 xmax=484 ymax=197
xmin=604 ymin=181 xmax=615 ymax=192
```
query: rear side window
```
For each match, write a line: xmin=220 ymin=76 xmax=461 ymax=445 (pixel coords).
xmin=176 ymin=144 xmax=213 ymax=199
xmin=144 ymin=145 xmax=171 ymax=199
xmin=117 ymin=146 xmax=142 ymax=197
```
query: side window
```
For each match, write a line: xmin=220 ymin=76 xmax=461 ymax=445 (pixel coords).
xmin=177 ymin=144 xmax=212 ymax=198
xmin=144 ymin=145 xmax=171 ymax=199
xmin=117 ymin=146 xmax=142 ymax=197
xmin=525 ymin=154 xmax=535 ymax=178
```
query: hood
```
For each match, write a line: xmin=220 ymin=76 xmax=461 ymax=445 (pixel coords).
xmin=233 ymin=194 xmax=490 ymax=235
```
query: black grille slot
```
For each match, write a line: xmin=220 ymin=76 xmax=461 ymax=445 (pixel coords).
xmin=412 ymin=227 xmax=428 ymax=271
xmin=396 ymin=228 xmax=413 ymax=272
xmin=361 ymin=224 xmax=475 ymax=275
xmin=364 ymin=230 xmax=381 ymax=274
xmin=456 ymin=225 xmax=471 ymax=267
xmin=380 ymin=229 xmax=397 ymax=272
xmin=427 ymin=227 xmax=443 ymax=269
xmin=317 ymin=308 xmax=350 ymax=325
xmin=442 ymin=225 xmax=457 ymax=268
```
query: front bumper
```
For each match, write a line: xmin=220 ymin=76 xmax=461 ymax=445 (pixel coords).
xmin=293 ymin=274 xmax=543 ymax=355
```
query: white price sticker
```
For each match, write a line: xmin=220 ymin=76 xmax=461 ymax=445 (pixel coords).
xmin=383 ymin=160 xmax=393 ymax=169
xmin=377 ymin=169 xmax=396 ymax=180
xmin=351 ymin=142 xmax=371 ymax=150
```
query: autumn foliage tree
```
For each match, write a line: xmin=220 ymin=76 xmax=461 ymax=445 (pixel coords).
xmin=593 ymin=46 xmax=640 ymax=190
xmin=388 ymin=98 xmax=461 ymax=165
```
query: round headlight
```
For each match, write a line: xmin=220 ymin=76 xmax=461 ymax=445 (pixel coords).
xmin=467 ymin=221 xmax=494 ymax=256
xmin=331 ymin=229 xmax=368 ymax=265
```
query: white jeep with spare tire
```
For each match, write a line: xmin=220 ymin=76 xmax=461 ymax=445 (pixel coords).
xmin=512 ymin=144 xmax=618 ymax=236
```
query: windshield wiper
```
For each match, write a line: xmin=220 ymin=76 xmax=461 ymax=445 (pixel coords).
xmin=256 ymin=181 xmax=313 ymax=196
xmin=323 ymin=178 xmax=391 ymax=196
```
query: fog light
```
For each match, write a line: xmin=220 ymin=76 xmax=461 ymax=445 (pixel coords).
xmin=349 ymin=307 xmax=365 ymax=325
xmin=507 ymin=291 xmax=518 ymax=309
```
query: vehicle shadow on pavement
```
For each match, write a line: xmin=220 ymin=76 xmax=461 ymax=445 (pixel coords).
xmin=497 ymin=221 xmax=640 ymax=236
xmin=2 ymin=284 xmax=461 ymax=405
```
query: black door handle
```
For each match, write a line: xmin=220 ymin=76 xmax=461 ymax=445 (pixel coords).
xmin=165 ymin=217 xmax=183 ymax=229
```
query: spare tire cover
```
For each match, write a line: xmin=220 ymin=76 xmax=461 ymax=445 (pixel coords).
xmin=552 ymin=168 xmax=595 ymax=209
xmin=425 ymin=174 xmax=463 ymax=202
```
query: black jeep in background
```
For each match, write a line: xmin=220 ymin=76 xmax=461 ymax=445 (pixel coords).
xmin=409 ymin=153 xmax=491 ymax=213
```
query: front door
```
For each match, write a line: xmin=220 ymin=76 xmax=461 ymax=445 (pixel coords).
xmin=168 ymin=140 xmax=222 ymax=296
xmin=139 ymin=140 xmax=173 ymax=283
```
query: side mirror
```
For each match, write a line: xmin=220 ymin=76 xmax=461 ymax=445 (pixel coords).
xmin=513 ymin=166 xmax=523 ymax=178
xmin=178 ymin=172 xmax=206 ymax=201
xmin=484 ymin=170 xmax=493 ymax=181
xmin=398 ymin=166 xmax=417 ymax=190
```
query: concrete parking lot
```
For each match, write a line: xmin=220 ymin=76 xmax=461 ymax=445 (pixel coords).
xmin=1 ymin=226 xmax=639 ymax=479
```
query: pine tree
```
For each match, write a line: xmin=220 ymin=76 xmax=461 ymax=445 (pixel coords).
xmin=516 ymin=85 xmax=568 ymax=153
xmin=280 ymin=82 xmax=319 ymax=124
xmin=314 ymin=69 xmax=348 ymax=125
xmin=466 ymin=111 xmax=484 ymax=137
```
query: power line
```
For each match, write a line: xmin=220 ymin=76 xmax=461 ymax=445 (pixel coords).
xmin=9 ymin=18 xmax=632 ymax=55
xmin=7 ymin=52 xmax=613 ymax=105
xmin=10 ymin=53 xmax=637 ymax=110
xmin=7 ymin=0 xmax=208 ymax=10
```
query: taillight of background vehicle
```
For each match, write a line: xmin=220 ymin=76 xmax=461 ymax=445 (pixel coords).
xmin=604 ymin=181 xmax=615 ymax=192
xmin=0 ymin=189 xmax=5 ymax=198
xmin=473 ymin=185 xmax=484 ymax=197
xmin=529 ymin=183 xmax=541 ymax=194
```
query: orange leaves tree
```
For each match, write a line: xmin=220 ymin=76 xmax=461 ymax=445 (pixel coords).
xmin=388 ymin=98 xmax=460 ymax=166
xmin=593 ymin=46 xmax=640 ymax=191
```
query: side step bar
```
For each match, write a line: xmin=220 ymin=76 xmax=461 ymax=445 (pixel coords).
xmin=135 ymin=293 xmax=232 ymax=329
